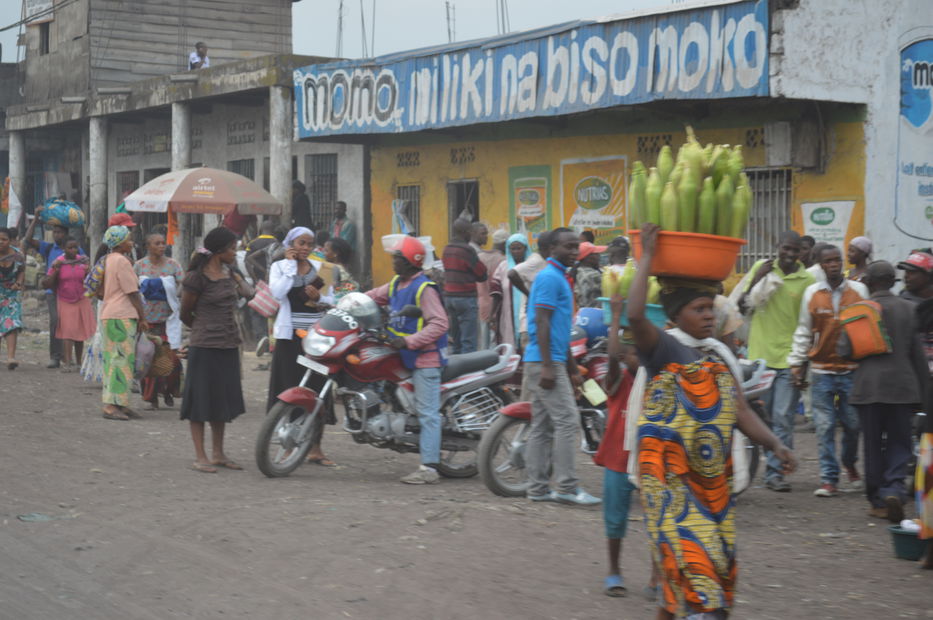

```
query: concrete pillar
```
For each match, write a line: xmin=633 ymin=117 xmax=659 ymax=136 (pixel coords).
xmin=269 ymin=85 xmax=293 ymax=224
xmin=88 ymin=116 xmax=108 ymax=247
xmin=171 ymin=102 xmax=193 ymax=262
xmin=8 ymin=131 xmax=25 ymax=228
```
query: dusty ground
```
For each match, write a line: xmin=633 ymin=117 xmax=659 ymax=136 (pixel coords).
xmin=0 ymin=307 xmax=930 ymax=619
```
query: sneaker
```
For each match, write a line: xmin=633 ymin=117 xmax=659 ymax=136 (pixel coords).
xmin=813 ymin=483 xmax=838 ymax=497
xmin=845 ymin=466 xmax=864 ymax=491
xmin=256 ymin=336 xmax=270 ymax=357
xmin=528 ymin=490 xmax=557 ymax=502
xmin=554 ymin=488 xmax=602 ymax=506
xmin=400 ymin=465 xmax=440 ymax=485
xmin=765 ymin=478 xmax=792 ymax=493
xmin=884 ymin=495 xmax=904 ymax=523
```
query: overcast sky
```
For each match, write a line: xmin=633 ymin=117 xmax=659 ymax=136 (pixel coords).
xmin=0 ymin=0 xmax=676 ymax=63
xmin=292 ymin=0 xmax=674 ymax=58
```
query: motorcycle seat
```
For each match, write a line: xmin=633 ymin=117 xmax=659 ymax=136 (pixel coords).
xmin=442 ymin=349 xmax=500 ymax=382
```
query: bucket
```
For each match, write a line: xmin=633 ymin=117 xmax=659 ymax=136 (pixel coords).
xmin=598 ymin=297 xmax=668 ymax=329
xmin=888 ymin=526 xmax=932 ymax=561
xmin=629 ymin=230 xmax=746 ymax=281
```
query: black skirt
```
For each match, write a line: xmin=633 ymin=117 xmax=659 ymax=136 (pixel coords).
xmin=180 ymin=347 xmax=246 ymax=423
xmin=267 ymin=334 xmax=335 ymax=424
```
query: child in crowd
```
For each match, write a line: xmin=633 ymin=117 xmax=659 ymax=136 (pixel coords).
xmin=43 ymin=237 xmax=95 ymax=371
xmin=593 ymin=295 xmax=640 ymax=596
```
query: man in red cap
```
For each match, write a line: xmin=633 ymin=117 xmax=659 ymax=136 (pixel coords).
xmin=366 ymin=236 xmax=449 ymax=484
xmin=573 ymin=240 xmax=607 ymax=309
xmin=899 ymin=251 xmax=933 ymax=304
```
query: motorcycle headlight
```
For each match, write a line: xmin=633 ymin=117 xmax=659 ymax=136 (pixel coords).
xmin=302 ymin=332 xmax=337 ymax=357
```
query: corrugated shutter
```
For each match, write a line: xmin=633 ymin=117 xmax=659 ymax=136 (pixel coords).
xmin=738 ymin=168 xmax=793 ymax=272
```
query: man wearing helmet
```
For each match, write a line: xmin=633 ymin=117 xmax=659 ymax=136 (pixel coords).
xmin=366 ymin=236 xmax=450 ymax=484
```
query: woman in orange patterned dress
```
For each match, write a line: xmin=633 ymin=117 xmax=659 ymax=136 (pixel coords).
xmin=626 ymin=224 xmax=797 ymax=619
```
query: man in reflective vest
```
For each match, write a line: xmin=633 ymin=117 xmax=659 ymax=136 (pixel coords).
xmin=366 ymin=236 xmax=449 ymax=484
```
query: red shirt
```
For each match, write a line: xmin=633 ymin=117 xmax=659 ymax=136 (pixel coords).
xmin=593 ymin=368 xmax=635 ymax=473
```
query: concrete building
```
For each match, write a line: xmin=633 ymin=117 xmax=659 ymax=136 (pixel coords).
xmin=5 ymin=0 xmax=366 ymax=269
xmin=292 ymin=0 xmax=933 ymax=284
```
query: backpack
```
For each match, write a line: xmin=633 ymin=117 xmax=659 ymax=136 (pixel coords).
xmin=836 ymin=300 xmax=892 ymax=360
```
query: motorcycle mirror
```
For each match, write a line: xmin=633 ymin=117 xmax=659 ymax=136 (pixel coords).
xmin=398 ymin=304 xmax=423 ymax=319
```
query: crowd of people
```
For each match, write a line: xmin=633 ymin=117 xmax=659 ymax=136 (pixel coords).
xmin=2 ymin=207 xmax=931 ymax=618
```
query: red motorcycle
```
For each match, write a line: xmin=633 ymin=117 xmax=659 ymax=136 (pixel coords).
xmin=477 ymin=325 xmax=609 ymax=497
xmin=255 ymin=292 xmax=521 ymax=478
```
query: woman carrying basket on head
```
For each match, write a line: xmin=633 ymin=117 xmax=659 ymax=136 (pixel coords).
xmin=626 ymin=223 xmax=797 ymax=620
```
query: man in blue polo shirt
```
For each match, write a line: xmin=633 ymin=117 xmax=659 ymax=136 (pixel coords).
xmin=524 ymin=227 xmax=600 ymax=506
xmin=22 ymin=205 xmax=88 ymax=368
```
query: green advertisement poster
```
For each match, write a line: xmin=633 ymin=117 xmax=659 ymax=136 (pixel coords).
xmin=509 ymin=165 xmax=552 ymax=244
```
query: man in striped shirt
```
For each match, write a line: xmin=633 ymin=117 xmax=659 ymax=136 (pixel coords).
xmin=442 ymin=218 xmax=487 ymax=354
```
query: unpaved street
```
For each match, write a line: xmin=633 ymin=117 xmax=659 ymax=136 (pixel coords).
xmin=0 ymin=326 xmax=929 ymax=620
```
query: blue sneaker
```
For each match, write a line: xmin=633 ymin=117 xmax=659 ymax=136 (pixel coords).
xmin=554 ymin=488 xmax=602 ymax=506
xmin=527 ymin=490 xmax=557 ymax=502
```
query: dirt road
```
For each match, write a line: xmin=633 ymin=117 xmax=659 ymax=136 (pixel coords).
xmin=0 ymin=328 xmax=929 ymax=619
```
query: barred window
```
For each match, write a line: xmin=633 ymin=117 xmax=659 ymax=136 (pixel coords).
xmin=227 ymin=159 xmax=255 ymax=181
xmin=737 ymin=168 xmax=793 ymax=272
xmin=395 ymin=185 xmax=421 ymax=235
xmin=305 ymin=154 xmax=339 ymax=232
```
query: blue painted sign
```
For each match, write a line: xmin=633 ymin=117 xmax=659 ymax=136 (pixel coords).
xmin=294 ymin=0 xmax=769 ymax=138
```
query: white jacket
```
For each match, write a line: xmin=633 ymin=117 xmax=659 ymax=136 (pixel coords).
xmin=268 ymin=258 xmax=335 ymax=339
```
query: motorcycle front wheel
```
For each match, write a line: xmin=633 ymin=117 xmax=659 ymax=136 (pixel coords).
xmin=477 ymin=415 xmax=532 ymax=497
xmin=255 ymin=401 xmax=318 ymax=478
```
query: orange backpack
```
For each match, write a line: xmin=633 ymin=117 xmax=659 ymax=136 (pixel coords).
xmin=837 ymin=300 xmax=892 ymax=360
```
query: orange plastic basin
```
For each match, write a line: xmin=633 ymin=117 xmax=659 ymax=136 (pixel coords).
xmin=628 ymin=230 xmax=747 ymax=281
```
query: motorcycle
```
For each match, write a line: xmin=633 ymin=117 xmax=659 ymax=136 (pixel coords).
xmin=255 ymin=292 xmax=521 ymax=478
xmin=477 ymin=355 xmax=775 ymax=497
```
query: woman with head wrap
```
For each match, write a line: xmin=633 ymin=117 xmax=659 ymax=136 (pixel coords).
xmin=625 ymin=224 xmax=797 ymax=620
xmin=179 ymin=227 xmax=253 ymax=473
xmin=267 ymin=227 xmax=337 ymax=466
xmin=489 ymin=233 xmax=530 ymax=349
xmin=847 ymin=236 xmax=872 ymax=283
xmin=99 ymin=225 xmax=150 ymax=420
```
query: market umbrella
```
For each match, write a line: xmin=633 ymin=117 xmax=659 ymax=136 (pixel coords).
xmin=122 ymin=167 xmax=282 ymax=216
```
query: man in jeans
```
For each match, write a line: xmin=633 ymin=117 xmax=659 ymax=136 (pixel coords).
xmin=442 ymin=218 xmax=487 ymax=354
xmin=366 ymin=236 xmax=449 ymax=485
xmin=739 ymin=231 xmax=815 ymax=492
xmin=788 ymin=245 xmax=867 ymax=497
xmin=524 ymin=227 xmax=600 ymax=506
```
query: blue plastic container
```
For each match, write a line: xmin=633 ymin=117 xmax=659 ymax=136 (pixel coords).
xmin=598 ymin=297 xmax=668 ymax=329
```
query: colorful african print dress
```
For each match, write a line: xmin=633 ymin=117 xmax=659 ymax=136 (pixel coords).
xmin=638 ymin=355 xmax=738 ymax=618
xmin=0 ymin=252 xmax=24 ymax=336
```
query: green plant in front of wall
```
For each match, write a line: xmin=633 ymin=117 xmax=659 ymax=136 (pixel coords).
xmin=629 ymin=127 xmax=751 ymax=239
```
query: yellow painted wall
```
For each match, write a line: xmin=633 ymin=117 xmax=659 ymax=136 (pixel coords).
xmin=369 ymin=121 xmax=863 ymax=284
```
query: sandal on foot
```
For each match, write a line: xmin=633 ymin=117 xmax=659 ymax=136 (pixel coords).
xmin=211 ymin=460 xmax=243 ymax=470
xmin=7 ymin=359 xmax=18 ymax=370
xmin=102 ymin=407 xmax=129 ymax=421
xmin=307 ymin=456 xmax=338 ymax=467
xmin=191 ymin=462 xmax=217 ymax=473
xmin=603 ymin=575 xmax=627 ymax=597
xmin=123 ymin=408 xmax=143 ymax=420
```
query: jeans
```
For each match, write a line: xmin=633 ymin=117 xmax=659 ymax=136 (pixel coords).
xmin=762 ymin=367 xmax=799 ymax=483
xmin=445 ymin=296 xmax=478 ymax=354
xmin=524 ymin=362 xmax=580 ymax=495
xmin=46 ymin=292 xmax=62 ymax=362
xmin=412 ymin=366 xmax=442 ymax=465
xmin=856 ymin=403 xmax=914 ymax=508
xmin=810 ymin=372 xmax=860 ymax=485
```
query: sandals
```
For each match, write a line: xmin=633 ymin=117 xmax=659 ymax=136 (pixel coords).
xmin=211 ymin=460 xmax=243 ymax=470
xmin=102 ymin=407 xmax=129 ymax=421
xmin=7 ymin=359 xmax=18 ymax=370
xmin=307 ymin=456 xmax=338 ymax=467
xmin=191 ymin=462 xmax=217 ymax=473
xmin=603 ymin=575 xmax=627 ymax=597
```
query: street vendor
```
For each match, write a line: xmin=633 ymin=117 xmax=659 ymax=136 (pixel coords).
xmin=626 ymin=223 xmax=796 ymax=620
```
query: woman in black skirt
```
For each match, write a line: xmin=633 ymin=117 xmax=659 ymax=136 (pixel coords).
xmin=267 ymin=226 xmax=336 ymax=466
xmin=179 ymin=227 xmax=253 ymax=473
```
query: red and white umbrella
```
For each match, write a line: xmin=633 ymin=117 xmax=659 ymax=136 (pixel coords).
xmin=123 ymin=167 xmax=282 ymax=216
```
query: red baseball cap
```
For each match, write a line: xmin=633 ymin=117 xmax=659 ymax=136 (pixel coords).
xmin=577 ymin=241 xmax=607 ymax=261
xmin=108 ymin=213 xmax=137 ymax=227
xmin=898 ymin=252 xmax=933 ymax=273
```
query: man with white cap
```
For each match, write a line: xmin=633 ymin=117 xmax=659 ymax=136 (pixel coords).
xmin=847 ymin=236 xmax=872 ymax=283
